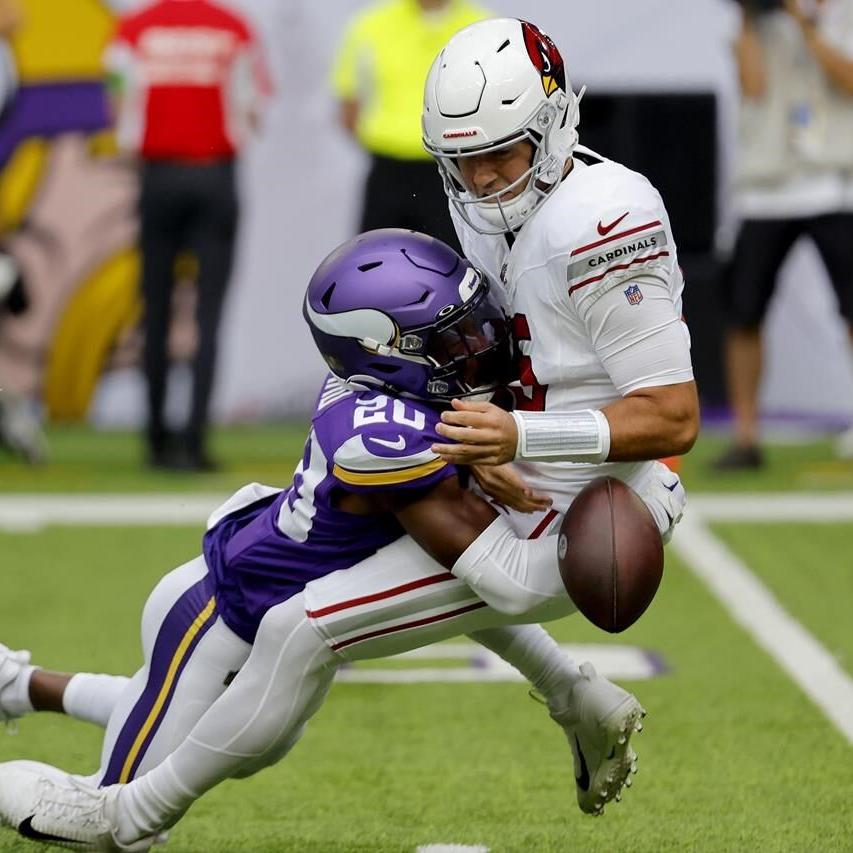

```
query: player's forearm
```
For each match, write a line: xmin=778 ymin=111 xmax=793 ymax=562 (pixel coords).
xmin=394 ymin=476 xmax=500 ymax=568
xmin=511 ymin=382 xmax=698 ymax=464
xmin=338 ymin=98 xmax=360 ymax=136
xmin=601 ymin=381 xmax=699 ymax=461
xmin=734 ymin=14 xmax=767 ymax=99
xmin=805 ymin=29 xmax=853 ymax=95
xmin=451 ymin=515 xmax=569 ymax=615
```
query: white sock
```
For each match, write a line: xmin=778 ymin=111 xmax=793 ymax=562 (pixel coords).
xmin=113 ymin=756 xmax=192 ymax=842
xmin=0 ymin=664 xmax=36 ymax=716
xmin=469 ymin=624 xmax=581 ymax=708
xmin=62 ymin=673 xmax=131 ymax=727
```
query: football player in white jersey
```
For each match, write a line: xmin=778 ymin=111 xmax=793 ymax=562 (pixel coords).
xmin=421 ymin=19 xmax=698 ymax=502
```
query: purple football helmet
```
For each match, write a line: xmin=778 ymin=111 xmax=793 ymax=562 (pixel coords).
xmin=303 ymin=229 xmax=513 ymax=401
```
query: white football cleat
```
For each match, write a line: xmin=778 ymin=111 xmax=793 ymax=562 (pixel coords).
xmin=0 ymin=643 xmax=32 ymax=726
xmin=0 ymin=760 xmax=160 ymax=851
xmin=548 ymin=662 xmax=645 ymax=816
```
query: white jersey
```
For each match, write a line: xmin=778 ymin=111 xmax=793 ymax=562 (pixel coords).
xmin=452 ymin=146 xmax=694 ymax=510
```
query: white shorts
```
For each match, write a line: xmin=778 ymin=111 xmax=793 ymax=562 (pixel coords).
xmin=304 ymin=505 xmax=574 ymax=662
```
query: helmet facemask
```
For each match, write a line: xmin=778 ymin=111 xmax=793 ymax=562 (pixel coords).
xmin=392 ymin=272 xmax=514 ymax=400
xmin=428 ymin=97 xmax=575 ymax=235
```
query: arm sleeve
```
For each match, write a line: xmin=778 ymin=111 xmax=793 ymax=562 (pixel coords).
xmin=451 ymin=515 xmax=572 ymax=615
xmin=577 ymin=272 xmax=694 ymax=395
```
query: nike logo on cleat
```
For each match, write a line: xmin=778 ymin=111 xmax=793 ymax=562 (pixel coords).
xmin=19 ymin=816 xmax=85 ymax=846
xmin=596 ymin=212 xmax=629 ymax=236
xmin=574 ymin=734 xmax=591 ymax=791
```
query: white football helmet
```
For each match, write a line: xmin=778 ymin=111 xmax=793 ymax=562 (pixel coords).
xmin=422 ymin=18 xmax=582 ymax=235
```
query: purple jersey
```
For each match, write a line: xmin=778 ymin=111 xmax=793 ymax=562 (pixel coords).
xmin=203 ymin=376 xmax=458 ymax=641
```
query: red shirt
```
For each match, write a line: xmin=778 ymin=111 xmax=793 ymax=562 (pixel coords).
xmin=107 ymin=0 xmax=272 ymax=160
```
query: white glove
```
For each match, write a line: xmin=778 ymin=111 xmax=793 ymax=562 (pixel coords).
xmin=637 ymin=461 xmax=686 ymax=544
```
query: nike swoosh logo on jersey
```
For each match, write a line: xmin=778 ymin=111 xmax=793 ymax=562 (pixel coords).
xmin=369 ymin=435 xmax=407 ymax=451
xmin=19 ymin=816 xmax=85 ymax=846
xmin=597 ymin=212 xmax=630 ymax=236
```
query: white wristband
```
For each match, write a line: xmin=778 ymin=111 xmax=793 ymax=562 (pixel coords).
xmin=510 ymin=409 xmax=611 ymax=463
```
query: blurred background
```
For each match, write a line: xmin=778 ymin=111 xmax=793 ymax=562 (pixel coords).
xmin=0 ymin=0 xmax=852 ymax=473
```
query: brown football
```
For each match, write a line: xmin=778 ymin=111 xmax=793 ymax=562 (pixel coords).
xmin=557 ymin=476 xmax=664 ymax=633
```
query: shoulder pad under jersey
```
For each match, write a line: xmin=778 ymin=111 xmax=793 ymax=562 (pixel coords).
xmin=324 ymin=391 xmax=454 ymax=492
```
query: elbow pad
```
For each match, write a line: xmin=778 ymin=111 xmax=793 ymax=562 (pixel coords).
xmin=451 ymin=515 xmax=568 ymax=616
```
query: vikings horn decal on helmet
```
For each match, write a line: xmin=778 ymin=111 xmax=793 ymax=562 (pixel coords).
xmin=422 ymin=18 xmax=581 ymax=235
xmin=303 ymin=229 xmax=513 ymax=402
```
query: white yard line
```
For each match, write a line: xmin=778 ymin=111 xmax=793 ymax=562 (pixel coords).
xmin=341 ymin=643 xmax=662 ymax=683
xmin=671 ymin=515 xmax=853 ymax=745
xmin=0 ymin=494 xmax=227 ymax=531
xmin=3 ymin=492 xmax=853 ymax=530
xmin=691 ymin=493 xmax=853 ymax=522
xmin=416 ymin=846 xmax=489 ymax=853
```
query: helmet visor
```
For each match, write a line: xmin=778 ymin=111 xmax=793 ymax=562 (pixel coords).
xmin=423 ymin=283 xmax=514 ymax=395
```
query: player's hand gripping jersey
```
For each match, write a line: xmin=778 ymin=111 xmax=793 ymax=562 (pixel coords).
xmin=203 ymin=375 xmax=457 ymax=642
xmin=452 ymin=148 xmax=694 ymax=507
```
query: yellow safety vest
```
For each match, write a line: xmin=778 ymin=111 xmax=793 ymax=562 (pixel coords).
xmin=332 ymin=0 xmax=490 ymax=161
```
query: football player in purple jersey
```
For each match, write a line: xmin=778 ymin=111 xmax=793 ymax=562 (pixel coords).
xmin=0 ymin=230 xmax=681 ymax=851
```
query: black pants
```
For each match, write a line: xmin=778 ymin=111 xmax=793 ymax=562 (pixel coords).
xmin=139 ymin=159 xmax=238 ymax=453
xmin=360 ymin=154 xmax=460 ymax=252
xmin=724 ymin=213 xmax=853 ymax=329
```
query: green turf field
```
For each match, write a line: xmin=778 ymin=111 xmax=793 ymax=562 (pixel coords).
xmin=1 ymin=429 xmax=852 ymax=851
xmin=1 ymin=423 xmax=853 ymax=493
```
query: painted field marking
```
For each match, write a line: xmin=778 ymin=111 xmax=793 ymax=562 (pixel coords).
xmin=691 ymin=493 xmax=853 ymax=522
xmin=0 ymin=494 xmax=226 ymax=531
xmin=671 ymin=515 xmax=853 ymax=746
xmin=3 ymin=492 xmax=853 ymax=530
xmin=339 ymin=643 xmax=664 ymax=684
xmin=417 ymin=846 xmax=489 ymax=853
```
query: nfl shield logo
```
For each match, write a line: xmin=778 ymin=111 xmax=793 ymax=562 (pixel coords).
xmin=624 ymin=284 xmax=643 ymax=305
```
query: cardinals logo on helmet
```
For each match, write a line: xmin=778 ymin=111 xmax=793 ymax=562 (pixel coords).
xmin=520 ymin=20 xmax=566 ymax=98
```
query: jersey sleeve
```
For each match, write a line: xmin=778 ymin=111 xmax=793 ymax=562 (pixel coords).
xmin=580 ymin=272 xmax=694 ymax=395
xmin=564 ymin=182 xmax=673 ymax=316
xmin=330 ymin=399 xmax=458 ymax=493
